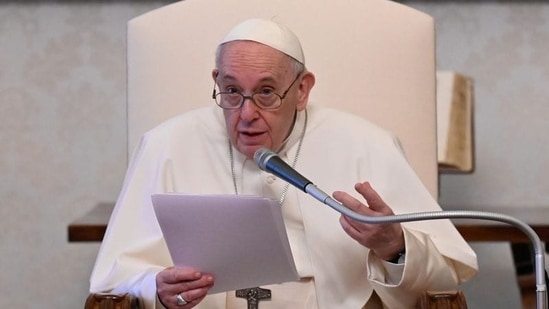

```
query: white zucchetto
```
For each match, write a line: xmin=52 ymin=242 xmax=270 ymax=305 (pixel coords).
xmin=219 ymin=18 xmax=305 ymax=64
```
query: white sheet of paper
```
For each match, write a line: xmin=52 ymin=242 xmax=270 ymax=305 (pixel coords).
xmin=152 ymin=193 xmax=299 ymax=294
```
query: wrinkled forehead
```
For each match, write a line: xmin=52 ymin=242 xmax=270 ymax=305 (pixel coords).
xmin=218 ymin=18 xmax=305 ymax=65
xmin=216 ymin=41 xmax=297 ymax=82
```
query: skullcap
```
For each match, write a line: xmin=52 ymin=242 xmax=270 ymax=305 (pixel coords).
xmin=219 ymin=18 xmax=305 ymax=64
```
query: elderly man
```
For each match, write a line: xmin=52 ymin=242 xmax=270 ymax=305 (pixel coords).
xmin=90 ymin=19 xmax=477 ymax=308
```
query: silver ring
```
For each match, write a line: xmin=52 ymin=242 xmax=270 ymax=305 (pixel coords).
xmin=176 ymin=293 xmax=188 ymax=306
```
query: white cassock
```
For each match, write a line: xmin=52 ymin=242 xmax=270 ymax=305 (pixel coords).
xmin=89 ymin=105 xmax=478 ymax=309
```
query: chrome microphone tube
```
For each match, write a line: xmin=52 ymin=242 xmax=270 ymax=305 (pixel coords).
xmin=254 ymin=148 xmax=547 ymax=309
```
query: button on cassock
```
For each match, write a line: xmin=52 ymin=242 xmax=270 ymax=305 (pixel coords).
xmin=266 ymin=175 xmax=276 ymax=184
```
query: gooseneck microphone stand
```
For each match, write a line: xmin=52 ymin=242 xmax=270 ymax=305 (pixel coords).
xmin=254 ymin=148 xmax=547 ymax=309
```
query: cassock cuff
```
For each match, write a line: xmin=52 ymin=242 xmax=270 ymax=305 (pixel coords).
xmin=366 ymin=227 xmax=418 ymax=285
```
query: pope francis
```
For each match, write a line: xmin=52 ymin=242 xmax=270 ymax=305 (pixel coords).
xmin=89 ymin=18 xmax=478 ymax=309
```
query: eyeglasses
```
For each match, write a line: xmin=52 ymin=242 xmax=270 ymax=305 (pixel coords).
xmin=212 ymin=72 xmax=302 ymax=110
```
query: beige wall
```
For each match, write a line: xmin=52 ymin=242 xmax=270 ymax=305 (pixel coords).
xmin=406 ymin=1 xmax=549 ymax=308
xmin=0 ymin=2 xmax=169 ymax=308
xmin=406 ymin=1 xmax=549 ymax=208
xmin=1 ymin=1 xmax=548 ymax=308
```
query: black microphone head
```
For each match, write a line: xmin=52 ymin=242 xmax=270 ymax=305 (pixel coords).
xmin=254 ymin=148 xmax=277 ymax=171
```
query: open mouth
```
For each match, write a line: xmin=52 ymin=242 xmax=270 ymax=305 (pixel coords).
xmin=239 ymin=131 xmax=266 ymax=143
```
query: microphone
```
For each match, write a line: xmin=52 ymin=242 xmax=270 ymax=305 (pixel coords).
xmin=253 ymin=147 xmax=547 ymax=309
xmin=254 ymin=147 xmax=405 ymax=217
xmin=254 ymin=148 xmax=312 ymax=191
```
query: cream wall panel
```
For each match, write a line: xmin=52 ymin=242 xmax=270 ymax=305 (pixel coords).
xmin=0 ymin=2 xmax=169 ymax=308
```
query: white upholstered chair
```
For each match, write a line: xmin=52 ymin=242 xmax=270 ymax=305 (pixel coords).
xmin=86 ymin=0 xmax=469 ymax=308
xmin=126 ymin=0 xmax=438 ymax=197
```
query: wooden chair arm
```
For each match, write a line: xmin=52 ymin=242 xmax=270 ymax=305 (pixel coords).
xmin=416 ymin=290 xmax=468 ymax=309
xmin=85 ymin=293 xmax=138 ymax=309
xmin=84 ymin=290 xmax=467 ymax=309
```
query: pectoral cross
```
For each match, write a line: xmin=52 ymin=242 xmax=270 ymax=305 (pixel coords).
xmin=235 ymin=287 xmax=271 ymax=309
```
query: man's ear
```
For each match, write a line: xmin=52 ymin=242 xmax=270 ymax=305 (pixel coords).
xmin=211 ymin=69 xmax=219 ymax=81
xmin=296 ymin=71 xmax=316 ymax=111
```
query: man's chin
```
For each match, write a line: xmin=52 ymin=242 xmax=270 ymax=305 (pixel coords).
xmin=237 ymin=144 xmax=267 ymax=160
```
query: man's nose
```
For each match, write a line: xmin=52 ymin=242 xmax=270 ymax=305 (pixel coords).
xmin=239 ymin=98 xmax=261 ymax=119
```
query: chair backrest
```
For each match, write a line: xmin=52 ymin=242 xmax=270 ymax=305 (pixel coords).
xmin=127 ymin=0 xmax=438 ymax=197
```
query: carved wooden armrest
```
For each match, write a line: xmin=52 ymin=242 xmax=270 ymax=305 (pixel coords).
xmin=84 ymin=290 xmax=466 ymax=309
xmin=85 ymin=293 xmax=139 ymax=309
xmin=416 ymin=290 xmax=468 ymax=309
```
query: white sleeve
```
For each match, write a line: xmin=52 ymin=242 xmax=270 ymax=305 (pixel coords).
xmin=89 ymin=133 xmax=173 ymax=309
xmin=367 ymin=227 xmax=468 ymax=308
